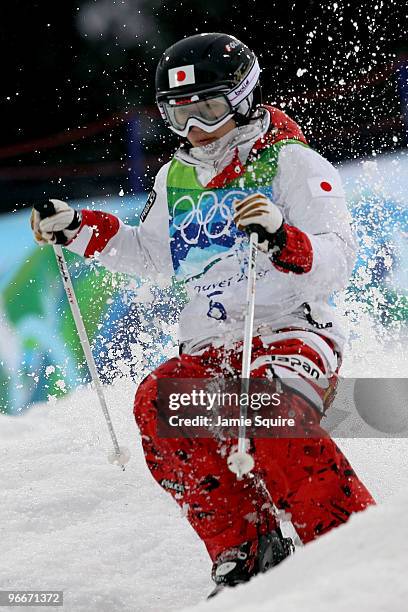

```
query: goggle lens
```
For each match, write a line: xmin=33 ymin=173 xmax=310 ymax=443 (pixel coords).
xmin=163 ymin=95 xmax=232 ymax=131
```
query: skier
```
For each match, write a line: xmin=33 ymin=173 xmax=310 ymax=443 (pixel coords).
xmin=31 ymin=33 xmax=375 ymax=593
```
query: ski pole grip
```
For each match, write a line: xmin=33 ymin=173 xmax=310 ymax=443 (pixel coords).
xmin=33 ymin=201 xmax=56 ymax=220
xmin=33 ymin=201 xmax=67 ymax=245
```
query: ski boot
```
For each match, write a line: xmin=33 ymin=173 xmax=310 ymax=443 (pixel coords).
xmin=208 ymin=528 xmax=294 ymax=598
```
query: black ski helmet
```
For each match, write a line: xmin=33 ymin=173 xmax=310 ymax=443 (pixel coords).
xmin=155 ymin=33 xmax=261 ymax=135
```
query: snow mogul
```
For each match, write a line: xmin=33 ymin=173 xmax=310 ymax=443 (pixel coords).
xmin=31 ymin=33 xmax=375 ymax=595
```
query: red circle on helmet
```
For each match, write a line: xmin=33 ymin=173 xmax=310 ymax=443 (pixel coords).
xmin=320 ymin=181 xmax=332 ymax=192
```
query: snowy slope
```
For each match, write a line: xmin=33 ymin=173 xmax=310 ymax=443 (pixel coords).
xmin=188 ymin=490 xmax=408 ymax=612
xmin=1 ymin=334 xmax=408 ymax=611
xmin=0 ymin=381 xmax=211 ymax=611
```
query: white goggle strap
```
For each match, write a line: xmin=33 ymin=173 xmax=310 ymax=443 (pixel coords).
xmin=158 ymin=102 xmax=167 ymax=120
xmin=226 ymin=58 xmax=260 ymax=108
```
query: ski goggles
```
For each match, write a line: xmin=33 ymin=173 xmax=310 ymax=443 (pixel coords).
xmin=160 ymin=94 xmax=234 ymax=137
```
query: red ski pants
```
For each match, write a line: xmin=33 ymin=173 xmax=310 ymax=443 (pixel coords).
xmin=133 ymin=335 xmax=375 ymax=561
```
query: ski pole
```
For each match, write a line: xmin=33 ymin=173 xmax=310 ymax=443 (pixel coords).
xmin=34 ymin=203 xmax=129 ymax=470
xmin=227 ymin=231 xmax=258 ymax=479
xmin=52 ymin=244 xmax=129 ymax=469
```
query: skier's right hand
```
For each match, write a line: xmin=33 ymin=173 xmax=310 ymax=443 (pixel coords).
xmin=31 ymin=199 xmax=82 ymax=245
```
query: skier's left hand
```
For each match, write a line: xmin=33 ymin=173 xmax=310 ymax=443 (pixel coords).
xmin=233 ymin=193 xmax=284 ymax=253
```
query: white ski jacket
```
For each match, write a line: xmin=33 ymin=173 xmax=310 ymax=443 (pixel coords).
xmin=67 ymin=106 xmax=356 ymax=359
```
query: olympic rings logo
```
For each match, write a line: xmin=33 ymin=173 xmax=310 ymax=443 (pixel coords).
xmin=172 ymin=190 xmax=246 ymax=245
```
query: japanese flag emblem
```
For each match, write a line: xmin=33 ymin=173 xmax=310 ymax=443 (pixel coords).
xmin=168 ymin=65 xmax=195 ymax=88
